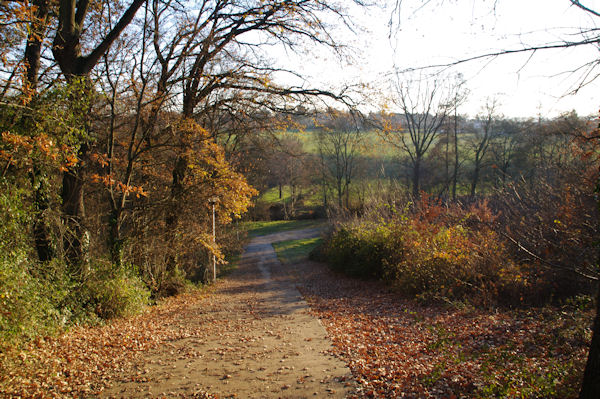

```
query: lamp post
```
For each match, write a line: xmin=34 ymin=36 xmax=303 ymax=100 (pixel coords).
xmin=208 ymin=196 xmax=219 ymax=283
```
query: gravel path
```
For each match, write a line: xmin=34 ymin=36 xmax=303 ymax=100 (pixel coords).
xmin=103 ymin=228 xmax=354 ymax=398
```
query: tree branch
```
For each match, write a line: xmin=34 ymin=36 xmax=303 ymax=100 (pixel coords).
xmin=397 ymin=37 xmax=600 ymax=74
xmin=570 ymin=0 xmax=600 ymax=18
xmin=81 ymin=0 xmax=146 ymax=74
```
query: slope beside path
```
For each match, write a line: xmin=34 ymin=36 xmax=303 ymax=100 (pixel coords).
xmin=102 ymin=227 xmax=354 ymax=398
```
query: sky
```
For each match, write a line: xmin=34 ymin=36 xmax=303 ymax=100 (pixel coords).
xmin=278 ymin=0 xmax=600 ymax=119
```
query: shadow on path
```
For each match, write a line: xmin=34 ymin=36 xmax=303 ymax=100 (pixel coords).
xmin=102 ymin=227 xmax=355 ymax=399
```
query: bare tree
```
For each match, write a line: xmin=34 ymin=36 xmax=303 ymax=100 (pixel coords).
xmin=386 ymin=2 xmax=600 ymax=392
xmin=140 ymin=0 xmax=367 ymax=245
xmin=450 ymin=77 xmax=468 ymax=200
xmin=383 ymin=73 xmax=454 ymax=198
xmin=437 ymin=75 xmax=468 ymax=200
xmin=50 ymin=0 xmax=147 ymax=265
xmin=266 ymin=135 xmax=307 ymax=219
xmin=468 ymin=98 xmax=500 ymax=198
xmin=490 ymin=118 xmax=525 ymax=188
xmin=316 ymin=110 xmax=364 ymax=209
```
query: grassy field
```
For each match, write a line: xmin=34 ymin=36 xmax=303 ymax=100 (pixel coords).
xmin=259 ymin=186 xmax=293 ymax=203
xmin=286 ymin=129 xmax=398 ymax=158
xmin=257 ymin=185 xmax=323 ymax=207
xmin=255 ymin=128 xmax=502 ymax=214
xmin=243 ymin=219 xmax=326 ymax=238
xmin=272 ymin=237 xmax=323 ymax=264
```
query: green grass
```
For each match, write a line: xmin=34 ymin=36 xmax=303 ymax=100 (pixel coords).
xmin=257 ymin=185 xmax=323 ymax=207
xmin=218 ymin=253 xmax=241 ymax=278
xmin=259 ymin=186 xmax=292 ymax=203
xmin=285 ymin=129 xmax=398 ymax=158
xmin=273 ymin=237 xmax=323 ymax=264
xmin=243 ymin=219 xmax=326 ymax=238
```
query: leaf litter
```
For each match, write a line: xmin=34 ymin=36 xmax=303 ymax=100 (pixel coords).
xmin=0 ymin=255 xmax=593 ymax=398
xmin=295 ymin=260 xmax=592 ymax=398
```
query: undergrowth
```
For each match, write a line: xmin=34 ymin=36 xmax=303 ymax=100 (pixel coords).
xmin=0 ymin=181 xmax=150 ymax=348
xmin=322 ymin=196 xmax=591 ymax=307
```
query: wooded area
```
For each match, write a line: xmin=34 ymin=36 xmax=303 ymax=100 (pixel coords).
xmin=0 ymin=0 xmax=363 ymax=339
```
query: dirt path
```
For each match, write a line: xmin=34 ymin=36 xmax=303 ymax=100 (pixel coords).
xmin=102 ymin=228 xmax=355 ymax=399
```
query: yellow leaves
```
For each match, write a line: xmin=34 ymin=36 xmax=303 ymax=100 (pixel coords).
xmin=175 ymin=118 xmax=210 ymax=139
xmin=63 ymin=151 xmax=78 ymax=167
xmin=2 ymin=131 xmax=33 ymax=151
xmin=174 ymin=117 xmax=257 ymax=223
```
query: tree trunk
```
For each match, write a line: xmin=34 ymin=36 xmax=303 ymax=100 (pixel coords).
xmin=452 ymin=110 xmax=459 ymax=200
xmin=470 ymin=165 xmax=479 ymax=198
xmin=345 ymin=180 xmax=350 ymax=209
xmin=24 ymin=0 xmax=48 ymax=89
xmin=337 ymin=179 xmax=343 ymax=208
xmin=165 ymin=155 xmax=187 ymax=271
xmin=290 ymin=184 xmax=296 ymax=217
xmin=30 ymin=167 xmax=54 ymax=262
xmin=60 ymin=78 xmax=93 ymax=267
xmin=445 ymin=127 xmax=450 ymax=198
xmin=579 ymin=184 xmax=600 ymax=398
xmin=412 ymin=157 xmax=421 ymax=199
xmin=580 ymin=280 xmax=600 ymax=398
xmin=24 ymin=0 xmax=53 ymax=262
xmin=108 ymin=207 xmax=123 ymax=266
xmin=322 ymin=178 xmax=328 ymax=208
xmin=499 ymin=163 xmax=508 ymax=188
xmin=168 ymin=156 xmax=187 ymax=224
xmin=50 ymin=0 xmax=145 ymax=266
xmin=61 ymin=143 xmax=88 ymax=266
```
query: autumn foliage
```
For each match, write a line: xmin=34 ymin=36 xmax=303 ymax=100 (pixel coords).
xmin=323 ymin=190 xmax=596 ymax=307
xmin=0 ymin=83 xmax=257 ymax=346
xmin=299 ymin=261 xmax=589 ymax=398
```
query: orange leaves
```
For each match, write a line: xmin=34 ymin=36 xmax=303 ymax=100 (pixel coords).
xmin=0 ymin=0 xmax=34 ymax=62
xmin=89 ymin=152 xmax=109 ymax=168
xmin=1 ymin=130 xmax=77 ymax=173
xmin=0 ymin=291 xmax=214 ymax=398
xmin=90 ymin=173 xmax=148 ymax=198
xmin=175 ymin=118 xmax=258 ymax=223
xmin=298 ymin=262 xmax=589 ymax=399
xmin=2 ymin=130 xmax=34 ymax=151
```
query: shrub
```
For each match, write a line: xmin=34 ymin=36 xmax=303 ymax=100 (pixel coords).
xmin=492 ymin=178 xmax=597 ymax=301
xmin=0 ymin=250 xmax=58 ymax=346
xmin=0 ymin=183 xmax=73 ymax=345
xmin=0 ymin=183 xmax=149 ymax=345
xmin=0 ymin=255 xmax=151 ymax=346
xmin=323 ymin=198 xmax=526 ymax=306
xmin=82 ymin=261 xmax=151 ymax=319
xmin=155 ymin=267 xmax=188 ymax=298
xmin=325 ymin=221 xmax=394 ymax=278
xmin=389 ymin=223 xmax=506 ymax=305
